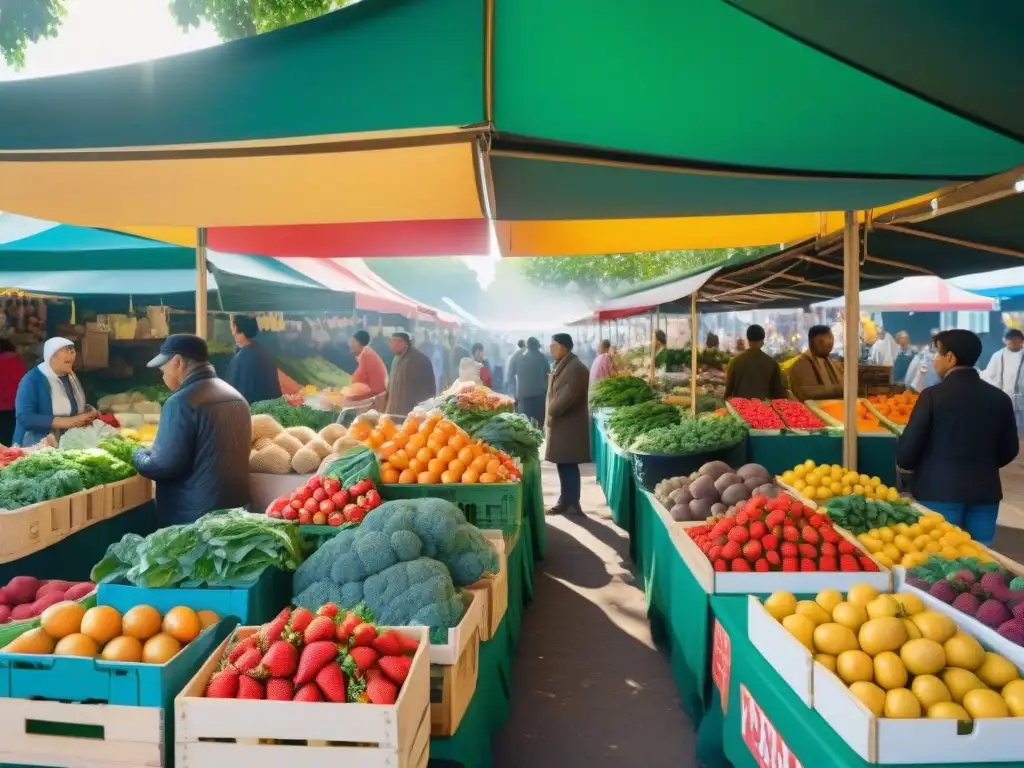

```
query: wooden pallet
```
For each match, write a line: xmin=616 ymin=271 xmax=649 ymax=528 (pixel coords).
xmin=0 ymin=696 xmax=164 ymax=767
xmin=174 ymin=626 xmax=430 ymax=768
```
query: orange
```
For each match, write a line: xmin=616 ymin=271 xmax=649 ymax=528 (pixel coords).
xmin=122 ymin=605 xmax=163 ymax=641
xmin=381 ymin=467 xmax=400 ymax=484
xmin=162 ymin=606 xmax=201 ymax=644
xmin=378 ymin=418 xmax=398 ymax=439
xmin=447 ymin=459 xmax=466 ymax=477
xmin=449 ymin=433 xmax=469 ymax=452
xmin=486 ymin=458 xmax=501 ymax=475
xmin=101 ymin=635 xmax=143 ymax=662
xmin=54 ymin=633 xmax=100 ymax=657
xmin=367 ymin=430 xmax=385 ymax=449
xmin=398 ymin=469 xmax=417 ymax=484
xmin=436 ymin=446 xmax=457 ymax=464
xmin=407 ymin=433 xmax=427 ymax=452
xmin=408 ymin=458 xmax=425 ymax=475
xmin=378 ymin=441 xmax=399 ymax=460
xmin=402 ymin=416 xmax=422 ymax=434
xmin=391 ymin=432 xmax=409 ymax=449
xmin=440 ymin=469 xmax=460 ymax=484
xmin=437 ymin=419 xmax=457 ymax=434
xmin=41 ymin=601 xmax=86 ymax=639
xmin=471 ymin=442 xmax=486 ymax=457
xmin=418 ymin=471 xmax=440 ymax=484
xmin=349 ymin=422 xmax=372 ymax=441
xmin=142 ymin=633 xmax=182 ymax=664
xmin=470 ymin=456 xmax=488 ymax=473
xmin=197 ymin=610 xmax=220 ymax=630
xmin=462 ymin=468 xmax=480 ymax=484
xmin=80 ymin=605 xmax=123 ymax=645
xmin=389 ymin=450 xmax=410 ymax=470
xmin=457 ymin=446 xmax=475 ymax=466
xmin=415 ymin=446 xmax=434 ymax=464
xmin=426 ymin=436 xmax=447 ymax=454
xmin=427 ymin=458 xmax=447 ymax=475
xmin=479 ymin=473 xmax=497 ymax=484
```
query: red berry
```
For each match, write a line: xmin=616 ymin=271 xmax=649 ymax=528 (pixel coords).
xmin=761 ymin=534 xmax=778 ymax=551
xmin=799 ymin=558 xmax=817 ymax=572
xmin=782 ymin=558 xmax=798 ymax=572
xmin=765 ymin=510 xmax=786 ymax=528
xmin=838 ymin=540 xmax=857 ymax=555
xmin=780 ymin=542 xmax=798 ymax=558
xmin=801 ymin=526 xmax=820 ymax=545
xmin=820 ymin=541 xmax=837 ymax=557
xmin=727 ymin=527 xmax=750 ymax=544
xmin=754 ymin=558 xmax=770 ymax=573
xmin=746 ymin=507 xmax=765 ymax=522
xmin=730 ymin=558 xmax=751 ymax=572
xmin=798 ymin=542 xmax=818 ymax=558
xmin=782 ymin=526 xmax=800 ymax=542
xmin=809 ymin=513 xmax=828 ymax=528
xmin=713 ymin=559 xmax=727 ymax=572
xmin=742 ymin=540 xmax=763 ymax=562
xmin=820 ymin=527 xmax=840 ymax=544
xmin=859 ymin=556 xmax=879 ymax=571
xmin=839 ymin=554 xmax=860 ymax=572
xmin=735 ymin=511 xmax=750 ymax=526
xmin=748 ymin=521 xmax=767 ymax=540
xmin=765 ymin=550 xmax=781 ymax=566
xmin=708 ymin=545 xmax=723 ymax=560
xmin=721 ymin=541 xmax=742 ymax=560
xmin=818 ymin=556 xmax=837 ymax=571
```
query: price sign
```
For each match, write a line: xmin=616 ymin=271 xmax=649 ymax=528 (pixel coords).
xmin=711 ymin=619 xmax=731 ymax=712
xmin=740 ymin=685 xmax=803 ymax=768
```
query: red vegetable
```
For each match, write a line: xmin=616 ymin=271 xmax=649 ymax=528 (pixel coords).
xmin=771 ymin=400 xmax=825 ymax=430
xmin=727 ymin=398 xmax=784 ymax=430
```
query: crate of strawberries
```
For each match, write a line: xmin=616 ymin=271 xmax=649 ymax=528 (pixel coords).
xmin=174 ymin=603 xmax=429 ymax=767
xmin=676 ymin=492 xmax=891 ymax=594
xmin=265 ymin=475 xmax=382 ymax=551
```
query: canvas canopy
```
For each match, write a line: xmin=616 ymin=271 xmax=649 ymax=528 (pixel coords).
xmin=812 ymin=276 xmax=995 ymax=312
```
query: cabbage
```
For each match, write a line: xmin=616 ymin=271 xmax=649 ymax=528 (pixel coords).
xmin=58 ymin=420 xmax=118 ymax=450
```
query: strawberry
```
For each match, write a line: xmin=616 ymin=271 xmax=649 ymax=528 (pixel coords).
xmin=859 ymin=556 xmax=879 ymax=572
xmin=765 ymin=510 xmax=786 ymax=528
xmin=782 ymin=525 xmax=799 ymax=542
xmin=837 ymin=540 xmax=857 ymax=555
xmin=727 ymin=527 xmax=749 ymax=544
xmin=712 ymin=558 xmax=727 ymax=572
xmin=266 ymin=678 xmax=294 ymax=701
xmin=228 ymin=634 xmax=260 ymax=664
xmin=708 ymin=545 xmax=723 ymax=560
xmin=754 ymin=558 xmax=770 ymax=573
xmin=378 ymin=655 xmax=412 ymax=685
xmin=782 ymin=557 xmax=798 ymax=572
xmin=237 ymin=676 xmax=265 ymax=700
xmin=720 ymin=541 xmax=741 ymax=560
xmin=259 ymin=641 xmax=299 ymax=678
xmin=748 ymin=521 xmax=766 ymax=540
xmin=760 ymin=534 xmax=778 ymax=551
xmin=734 ymin=511 xmax=749 ymax=526
xmin=316 ymin=603 xmax=340 ymax=619
xmin=350 ymin=623 xmax=377 ymax=648
xmin=839 ymin=554 xmax=860 ymax=572
xmin=730 ymin=558 xmax=751 ymax=572
xmin=819 ymin=541 xmax=837 ymax=557
xmin=741 ymin=540 xmax=762 ymax=562
xmin=364 ymin=669 xmax=398 ymax=705
xmin=746 ymin=506 xmax=765 ymax=522
xmin=347 ymin=646 xmax=379 ymax=672
xmin=820 ymin=527 xmax=840 ymax=544
xmin=771 ymin=524 xmax=783 ymax=539
xmin=259 ymin=612 xmax=290 ymax=648
xmin=294 ymin=641 xmax=340 ymax=685
xmin=205 ymin=668 xmax=240 ymax=698
xmin=799 ymin=558 xmax=817 ymax=572
xmin=335 ymin=612 xmax=363 ymax=644
xmin=315 ymin=661 xmax=348 ymax=702
xmin=780 ymin=542 xmax=797 ymax=558
xmin=818 ymin=556 xmax=837 ymax=571
xmin=395 ymin=631 xmax=419 ymax=655
xmin=372 ymin=630 xmax=405 ymax=657
xmin=289 ymin=607 xmax=315 ymax=634
xmin=234 ymin=647 xmax=264 ymax=675
xmin=293 ymin=682 xmax=325 ymax=702
xmin=304 ymin=615 xmax=337 ymax=644
xmin=809 ymin=513 xmax=828 ymax=528
xmin=765 ymin=550 xmax=781 ymax=567
xmin=798 ymin=543 xmax=818 ymax=559
xmin=801 ymin=526 xmax=820 ymax=545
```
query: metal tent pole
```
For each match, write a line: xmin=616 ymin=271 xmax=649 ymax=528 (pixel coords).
xmin=843 ymin=212 xmax=860 ymax=470
xmin=691 ymin=293 xmax=698 ymax=415
xmin=196 ymin=228 xmax=208 ymax=338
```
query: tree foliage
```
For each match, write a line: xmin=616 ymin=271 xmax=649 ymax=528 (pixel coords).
xmin=168 ymin=0 xmax=348 ymax=40
xmin=0 ymin=0 xmax=66 ymax=68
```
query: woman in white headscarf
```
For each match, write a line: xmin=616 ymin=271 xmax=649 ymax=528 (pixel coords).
xmin=14 ymin=337 xmax=94 ymax=446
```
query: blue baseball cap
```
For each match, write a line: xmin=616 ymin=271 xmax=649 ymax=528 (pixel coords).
xmin=147 ymin=334 xmax=210 ymax=368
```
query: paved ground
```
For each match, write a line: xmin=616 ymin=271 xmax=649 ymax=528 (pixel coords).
xmin=491 ymin=463 xmax=696 ymax=767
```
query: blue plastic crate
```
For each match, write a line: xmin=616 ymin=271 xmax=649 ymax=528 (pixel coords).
xmin=98 ymin=565 xmax=293 ymax=625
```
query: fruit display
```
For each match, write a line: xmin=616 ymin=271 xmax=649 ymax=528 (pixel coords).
xmin=588 ymin=375 xmax=655 ymax=408
xmin=203 ymin=604 xmax=418 ymax=704
xmin=607 ymin=401 xmax=682 ymax=448
xmin=0 ymin=577 xmax=94 ymax=623
xmin=249 ymin=415 xmax=353 ymax=475
xmin=906 ymin=558 xmax=1024 ymax=646
xmin=763 ymin=585 xmax=1024 ymax=720
xmin=1 ymin=601 xmax=218 ymax=662
xmin=352 ymin=411 xmax=521 ymax=485
xmin=771 ymin=399 xmax=826 ymax=430
xmin=727 ymin=398 xmax=785 ymax=431
xmin=809 ymin=399 xmax=893 ymax=434
xmin=780 ymin=460 xmax=900 ymax=503
xmin=655 ymin=461 xmax=778 ymax=521
xmin=91 ymin=510 xmax=305 ymax=588
xmin=867 ymin=392 xmax=919 ymax=427
xmin=437 ymin=387 xmax=514 ymax=433
xmin=856 ymin=512 xmax=994 ymax=570
xmin=250 ymin=397 xmax=337 ymax=432
xmin=264 ymin=474 xmax=381 ymax=526
xmin=293 ymin=497 xmax=498 ymax=641
xmin=824 ymin=495 xmax=916 ymax=535
xmin=684 ymin=492 xmax=879 ymax=573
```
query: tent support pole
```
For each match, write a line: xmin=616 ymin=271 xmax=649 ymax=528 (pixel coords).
xmin=690 ymin=293 xmax=698 ymax=415
xmin=196 ymin=228 xmax=208 ymax=338
xmin=649 ymin=310 xmax=659 ymax=386
xmin=843 ymin=212 xmax=860 ymax=470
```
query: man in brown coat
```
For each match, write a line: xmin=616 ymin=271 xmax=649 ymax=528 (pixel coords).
xmin=545 ymin=333 xmax=592 ymax=515
xmin=385 ymin=333 xmax=437 ymax=416
xmin=789 ymin=325 xmax=845 ymax=401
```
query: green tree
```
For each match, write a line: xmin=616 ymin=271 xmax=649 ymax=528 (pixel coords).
xmin=0 ymin=0 xmax=66 ymax=68
xmin=168 ymin=0 xmax=348 ymax=39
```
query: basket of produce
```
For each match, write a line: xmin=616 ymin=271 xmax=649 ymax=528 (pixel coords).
xmin=588 ymin=375 xmax=654 ymax=409
xmin=654 ymin=461 xmax=781 ymax=522
xmin=629 ymin=412 xmax=748 ymax=490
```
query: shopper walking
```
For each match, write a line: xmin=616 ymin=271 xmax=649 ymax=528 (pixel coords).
xmin=896 ymin=330 xmax=1018 ymax=545
xmin=472 ymin=343 xmax=493 ymax=388
xmin=515 ymin=337 xmax=549 ymax=426
xmin=545 ymin=333 xmax=591 ymax=516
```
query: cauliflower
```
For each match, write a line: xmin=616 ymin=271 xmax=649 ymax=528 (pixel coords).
xmin=292 ymin=498 xmax=498 ymax=635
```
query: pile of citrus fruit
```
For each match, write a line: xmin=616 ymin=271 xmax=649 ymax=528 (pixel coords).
xmin=781 ymin=460 xmax=900 ymax=503
xmin=350 ymin=412 xmax=521 ymax=485
xmin=856 ymin=512 xmax=993 ymax=569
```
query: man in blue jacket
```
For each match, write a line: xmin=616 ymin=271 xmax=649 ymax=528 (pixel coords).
xmin=226 ymin=314 xmax=282 ymax=404
xmin=132 ymin=335 xmax=251 ymax=525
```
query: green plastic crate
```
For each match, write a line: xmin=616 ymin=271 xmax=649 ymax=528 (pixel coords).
xmin=298 ymin=523 xmax=352 ymax=553
xmin=380 ymin=483 xmax=522 ymax=536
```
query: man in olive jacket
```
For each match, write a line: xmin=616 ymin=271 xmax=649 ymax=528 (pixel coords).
xmin=724 ymin=324 xmax=787 ymax=400
xmin=545 ymin=333 xmax=591 ymax=515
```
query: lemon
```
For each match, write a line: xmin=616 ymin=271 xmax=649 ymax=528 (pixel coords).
xmin=793 ymin=479 xmax=807 ymax=492
xmin=817 ymin=486 xmax=833 ymax=501
xmin=878 ymin=528 xmax=895 ymax=543
xmin=804 ymin=459 xmax=816 ymax=469
xmin=853 ymin=484 xmax=866 ymax=495
xmin=830 ymin=481 xmax=843 ymax=495
xmin=929 ymin=529 xmax=944 ymax=540
xmin=794 ymin=465 xmax=807 ymax=478
xmin=841 ymin=485 xmax=853 ymax=496
xmin=861 ymin=537 xmax=882 ymax=553
xmin=940 ymin=547 xmax=960 ymax=560
xmin=893 ymin=535 xmax=915 ymax=554
xmin=873 ymin=553 xmax=894 ymax=568
xmin=907 ymin=524 xmax=922 ymax=537
xmin=870 ymin=476 xmax=882 ymax=486
xmin=859 ymin=474 xmax=871 ymax=486
xmin=893 ymin=522 xmax=910 ymax=534
xmin=924 ymin=541 xmax=941 ymax=553
xmin=886 ymin=488 xmax=901 ymax=502
xmin=882 ymin=544 xmax=902 ymax=562
xmin=912 ymin=535 xmax=930 ymax=549
xmin=782 ymin=470 xmax=796 ymax=484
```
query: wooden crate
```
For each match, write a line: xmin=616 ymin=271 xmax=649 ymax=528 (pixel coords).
xmin=0 ymin=696 xmax=164 ymax=768
xmin=109 ymin=476 xmax=153 ymax=517
xmin=0 ymin=500 xmax=71 ymax=563
xmin=174 ymin=626 xmax=430 ymax=768
xmin=85 ymin=485 xmax=113 ymax=522
xmin=466 ymin=531 xmax=508 ymax=641
xmin=430 ymin=619 xmax=480 ymax=737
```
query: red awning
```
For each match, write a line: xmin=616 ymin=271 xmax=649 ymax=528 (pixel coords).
xmin=282 ymin=258 xmax=419 ymax=317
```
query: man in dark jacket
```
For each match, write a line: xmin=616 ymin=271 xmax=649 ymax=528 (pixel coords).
xmin=516 ymin=337 xmax=550 ymax=426
xmin=896 ymin=329 xmax=1018 ymax=545
xmin=132 ymin=335 xmax=251 ymax=525
xmin=546 ymin=333 xmax=591 ymax=515
xmin=724 ymin=324 xmax=787 ymax=400
xmin=226 ymin=315 xmax=282 ymax=404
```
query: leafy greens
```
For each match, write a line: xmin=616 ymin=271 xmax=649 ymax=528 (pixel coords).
xmin=470 ymin=412 xmax=544 ymax=461
xmin=607 ymin=401 xmax=681 ymax=449
xmin=630 ymin=413 xmax=747 ymax=455
xmin=588 ymin=376 xmax=654 ymax=408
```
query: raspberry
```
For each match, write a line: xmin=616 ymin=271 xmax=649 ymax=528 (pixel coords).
xmin=782 ymin=526 xmax=800 ymax=542
xmin=742 ymin=540 xmax=763 ymax=562
xmin=713 ymin=559 xmax=727 ymax=572
xmin=859 ymin=556 xmax=879 ymax=572
xmin=748 ymin=521 xmax=767 ymax=540
xmin=839 ymin=554 xmax=860 ymax=572
xmin=800 ymin=558 xmax=817 ymax=572
xmin=731 ymin=558 xmax=751 ymax=572
xmin=801 ymin=526 xmax=820 ymax=545
xmin=765 ymin=550 xmax=781 ymax=566
xmin=754 ymin=558 xmax=770 ymax=572
xmin=728 ymin=527 xmax=750 ymax=544
xmin=838 ymin=540 xmax=857 ymax=555
xmin=798 ymin=542 xmax=818 ymax=559
xmin=782 ymin=558 xmax=798 ymax=572
xmin=761 ymin=534 xmax=778 ymax=551
xmin=818 ymin=556 xmax=837 ymax=571
xmin=721 ymin=541 xmax=741 ymax=560
xmin=780 ymin=542 xmax=798 ymax=558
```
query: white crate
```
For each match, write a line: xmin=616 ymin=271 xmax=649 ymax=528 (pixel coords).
xmin=465 ymin=530 xmax=508 ymax=642
xmin=747 ymin=595 xmax=814 ymax=706
xmin=175 ymin=626 xmax=430 ymax=768
xmin=0 ymin=697 xmax=164 ymax=767
xmin=429 ymin=589 xmax=484 ymax=666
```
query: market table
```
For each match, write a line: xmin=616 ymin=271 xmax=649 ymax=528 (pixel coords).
xmin=520 ymin=458 xmax=546 ymax=562
xmin=745 ymin=432 xmax=898 ymax=486
xmin=858 ymin=434 xmax=898 ymax=487
xmin=592 ymin=418 xmax=636 ymax=546
xmin=702 ymin=595 xmax=1024 ymax=768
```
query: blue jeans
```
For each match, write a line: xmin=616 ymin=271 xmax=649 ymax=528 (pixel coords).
xmin=556 ymin=463 xmax=581 ymax=507
xmin=917 ymin=500 xmax=1000 ymax=546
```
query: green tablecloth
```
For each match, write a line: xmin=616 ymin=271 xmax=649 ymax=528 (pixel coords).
xmin=857 ymin=435 xmax=898 ymax=487
xmin=706 ymin=596 xmax=1024 ymax=768
xmin=520 ymin=458 xmax=545 ymax=561
xmin=591 ymin=412 xmax=606 ymax=485
xmin=0 ymin=502 xmax=157 ymax=583
xmin=593 ymin=419 xmax=636 ymax=540
xmin=746 ymin=433 xmax=843 ymax=476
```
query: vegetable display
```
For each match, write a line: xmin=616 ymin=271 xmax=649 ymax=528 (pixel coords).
xmin=686 ymin=494 xmax=879 ymax=573
xmin=855 ymin=510 xmax=993 ymax=570
xmin=655 ymin=347 xmax=733 ymax=372
xmin=780 ymin=460 xmax=900 ymax=504
xmin=437 ymin=388 xmax=514 ymax=434
xmin=91 ymin=510 xmax=306 ymax=588
xmin=96 ymin=434 xmax=143 ymax=466
xmin=824 ymin=495 xmax=916 ymax=535
xmin=588 ymin=376 xmax=654 ymax=408
xmin=0 ymin=448 xmax=136 ymax=510
xmin=265 ymin=474 xmax=381 ymax=527
xmin=727 ymin=398 xmax=784 ymax=430
xmin=607 ymin=401 xmax=681 ymax=449
xmin=250 ymin=398 xmax=337 ymax=432
xmin=274 ymin=355 xmax=353 ymax=389
xmin=630 ymin=413 xmax=747 ymax=455
xmin=58 ymin=420 xmax=118 ymax=451
xmin=906 ymin=557 xmax=1024 ymax=646
xmin=293 ymin=497 xmax=498 ymax=641
xmin=0 ymin=577 xmax=94 ymax=624
xmin=655 ymin=461 xmax=779 ymax=522
xmin=765 ymin=585 xmax=1024 ymax=721
xmin=204 ymin=605 xmax=419 ymax=704
xmin=771 ymin=399 xmax=826 ymax=430
xmin=470 ymin=412 xmax=544 ymax=462
xmin=249 ymin=416 xmax=350 ymax=475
